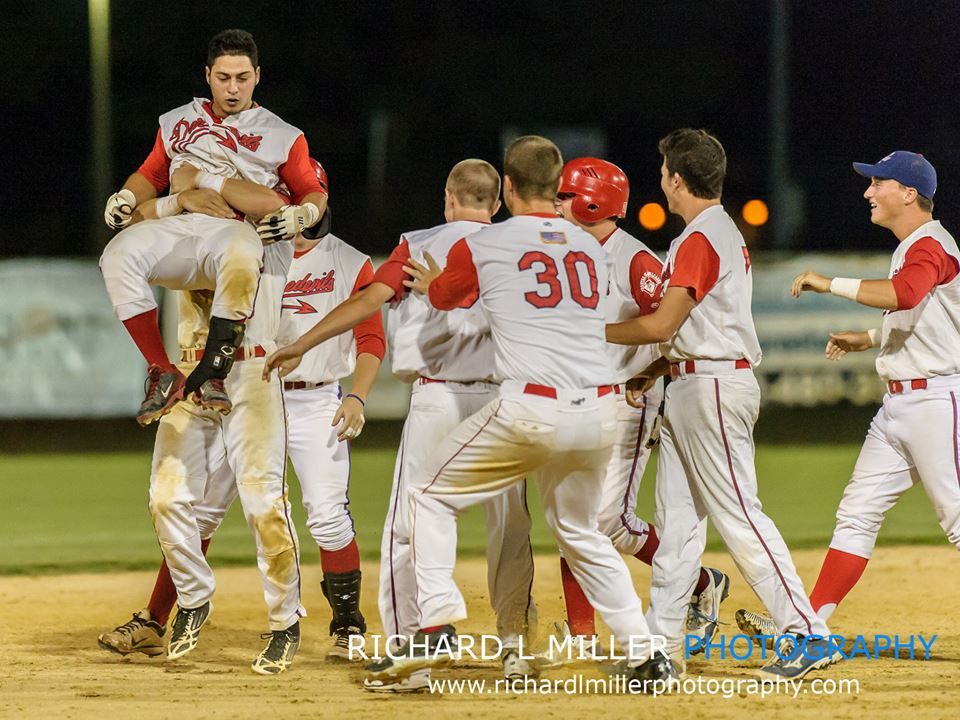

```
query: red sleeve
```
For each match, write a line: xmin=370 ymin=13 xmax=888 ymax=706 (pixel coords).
xmin=668 ymin=232 xmax=720 ymax=302
xmin=351 ymin=260 xmax=386 ymax=360
xmin=892 ymin=237 xmax=960 ymax=310
xmin=628 ymin=250 xmax=664 ymax=315
xmin=136 ymin=129 xmax=171 ymax=192
xmin=372 ymin=239 xmax=411 ymax=302
xmin=428 ymin=238 xmax=480 ymax=310
xmin=277 ymin=134 xmax=327 ymax=205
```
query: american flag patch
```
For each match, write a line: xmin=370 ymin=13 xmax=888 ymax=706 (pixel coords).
xmin=540 ymin=231 xmax=567 ymax=244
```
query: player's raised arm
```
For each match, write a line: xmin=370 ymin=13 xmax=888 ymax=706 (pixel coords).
xmin=256 ymin=140 xmax=330 ymax=242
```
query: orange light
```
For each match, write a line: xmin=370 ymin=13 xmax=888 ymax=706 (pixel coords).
xmin=742 ymin=199 xmax=769 ymax=227
xmin=638 ymin=202 xmax=666 ymax=231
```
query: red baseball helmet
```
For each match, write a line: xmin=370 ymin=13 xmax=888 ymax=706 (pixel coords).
xmin=558 ymin=157 xmax=629 ymax=223
xmin=309 ymin=157 xmax=329 ymax=194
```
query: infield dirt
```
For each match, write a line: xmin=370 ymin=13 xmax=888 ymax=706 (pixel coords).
xmin=1 ymin=546 xmax=957 ymax=719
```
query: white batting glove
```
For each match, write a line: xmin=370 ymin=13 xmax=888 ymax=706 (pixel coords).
xmin=256 ymin=203 xmax=320 ymax=242
xmin=104 ymin=189 xmax=137 ymax=230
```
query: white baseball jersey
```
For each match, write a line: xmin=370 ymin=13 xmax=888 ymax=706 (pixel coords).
xmin=428 ymin=213 xmax=613 ymax=388
xmin=374 ymin=221 xmax=495 ymax=383
xmin=660 ymin=205 xmax=762 ymax=365
xmin=601 ymin=228 xmax=664 ymax=383
xmin=877 ymin=220 xmax=960 ymax=382
xmin=137 ymin=98 xmax=325 ymax=205
xmin=279 ymin=234 xmax=382 ymax=383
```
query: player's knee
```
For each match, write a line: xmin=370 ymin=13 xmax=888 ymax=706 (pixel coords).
xmin=307 ymin=514 xmax=354 ymax=551
xmin=196 ymin=511 xmax=226 ymax=539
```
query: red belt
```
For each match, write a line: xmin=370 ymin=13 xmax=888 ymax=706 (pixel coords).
xmin=888 ymin=379 xmax=928 ymax=394
xmin=283 ymin=381 xmax=328 ymax=390
xmin=418 ymin=377 xmax=447 ymax=385
xmin=523 ymin=383 xmax=615 ymax=399
xmin=180 ymin=345 xmax=267 ymax=363
xmin=670 ymin=359 xmax=751 ymax=378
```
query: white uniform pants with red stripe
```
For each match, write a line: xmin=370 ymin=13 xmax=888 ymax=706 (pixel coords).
xmin=149 ymin=359 xmax=304 ymax=631
xmin=597 ymin=385 xmax=662 ymax=555
xmin=379 ymin=380 xmax=536 ymax=649
xmin=648 ymin=371 xmax=827 ymax=654
xmin=831 ymin=377 xmax=960 ymax=557
xmin=99 ymin=214 xmax=263 ymax=322
xmin=410 ymin=382 xmax=658 ymax=660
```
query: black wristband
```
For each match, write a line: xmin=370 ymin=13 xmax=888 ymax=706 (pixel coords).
xmin=345 ymin=393 xmax=365 ymax=406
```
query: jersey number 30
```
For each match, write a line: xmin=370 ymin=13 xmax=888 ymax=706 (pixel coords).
xmin=518 ymin=251 xmax=598 ymax=309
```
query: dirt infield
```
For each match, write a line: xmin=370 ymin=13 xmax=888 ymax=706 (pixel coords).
xmin=1 ymin=546 xmax=957 ymax=719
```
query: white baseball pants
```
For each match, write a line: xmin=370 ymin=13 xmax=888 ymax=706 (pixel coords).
xmin=410 ymin=382 xmax=658 ymax=660
xmin=830 ymin=376 xmax=960 ymax=557
xmin=647 ymin=368 xmax=827 ymax=655
xmin=379 ymin=380 xmax=536 ymax=649
xmin=149 ymin=359 xmax=303 ymax=631
xmin=99 ymin=214 xmax=263 ymax=321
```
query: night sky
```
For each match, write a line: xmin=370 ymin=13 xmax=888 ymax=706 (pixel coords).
xmin=4 ymin=0 xmax=958 ymax=258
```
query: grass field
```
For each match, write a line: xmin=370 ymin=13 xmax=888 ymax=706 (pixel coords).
xmin=0 ymin=444 xmax=947 ymax=575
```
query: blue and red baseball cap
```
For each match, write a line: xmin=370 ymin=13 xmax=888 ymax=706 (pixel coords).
xmin=853 ymin=151 xmax=937 ymax=200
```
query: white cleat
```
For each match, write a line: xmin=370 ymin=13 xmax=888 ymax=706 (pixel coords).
xmin=364 ymin=668 xmax=432 ymax=693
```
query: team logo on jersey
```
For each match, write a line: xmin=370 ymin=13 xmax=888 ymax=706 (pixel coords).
xmin=169 ymin=116 xmax=263 ymax=154
xmin=638 ymin=271 xmax=660 ymax=297
xmin=540 ymin=231 xmax=567 ymax=244
xmin=282 ymin=270 xmax=336 ymax=314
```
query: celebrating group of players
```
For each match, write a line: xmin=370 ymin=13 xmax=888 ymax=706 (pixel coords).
xmin=94 ymin=28 xmax=960 ymax=691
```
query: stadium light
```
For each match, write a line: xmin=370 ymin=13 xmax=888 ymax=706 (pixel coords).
xmin=638 ymin=202 xmax=666 ymax=231
xmin=743 ymin=199 xmax=769 ymax=227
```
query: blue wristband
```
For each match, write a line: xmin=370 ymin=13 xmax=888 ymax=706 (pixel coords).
xmin=345 ymin=393 xmax=365 ymax=407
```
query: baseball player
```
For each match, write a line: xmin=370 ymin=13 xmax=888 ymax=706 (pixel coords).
xmin=100 ymin=29 xmax=327 ymax=426
xmin=365 ymin=136 xmax=677 ymax=688
xmin=99 ymin=207 xmax=387 ymax=670
xmin=264 ymin=159 xmax=538 ymax=691
xmin=552 ymin=157 xmax=730 ymax=653
xmin=605 ymin=129 xmax=836 ymax=680
xmin=737 ymin=151 xmax=960 ymax=639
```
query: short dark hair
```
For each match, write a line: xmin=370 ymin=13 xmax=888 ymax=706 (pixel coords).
xmin=206 ymin=29 xmax=258 ymax=68
xmin=503 ymin=136 xmax=563 ymax=201
xmin=916 ymin=194 xmax=934 ymax=213
xmin=658 ymin=128 xmax=726 ymax=199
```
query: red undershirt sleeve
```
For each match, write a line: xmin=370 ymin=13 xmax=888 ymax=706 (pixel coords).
xmin=891 ymin=237 xmax=960 ymax=310
xmin=136 ymin=129 xmax=171 ymax=192
xmin=277 ymin=134 xmax=327 ymax=205
xmin=372 ymin=239 xmax=412 ymax=303
xmin=668 ymin=232 xmax=721 ymax=302
xmin=628 ymin=250 xmax=665 ymax=315
xmin=427 ymin=238 xmax=480 ymax=310
xmin=351 ymin=260 xmax=386 ymax=360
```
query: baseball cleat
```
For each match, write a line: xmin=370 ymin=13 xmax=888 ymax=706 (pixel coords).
xmin=538 ymin=620 xmax=598 ymax=668
xmin=607 ymin=651 xmax=680 ymax=693
xmin=251 ymin=621 xmax=300 ymax=675
xmin=192 ymin=377 xmax=232 ymax=415
xmin=736 ymin=608 xmax=778 ymax=649
xmin=363 ymin=668 xmax=432 ymax=693
xmin=137 ymin=365 xmax=187 ymax=426
xmin=327 ymin=625 xmax=365 ymax=663
xmin=97 ymin=609 xmax=165 ymax=657
xmin=364 ymin=625 xmax=457 ymax=682
xmin=166 ymin=601 xmax=212 ymax=660
xmin=757 ymin=636 xmax=842 ymax=680
xmin=686 ymin=568 xmax=731 ymax=655
xmin=502 ymin=649 xmax=542 ymax=680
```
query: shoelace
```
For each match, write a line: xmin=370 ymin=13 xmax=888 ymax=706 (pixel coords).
xmin=117 ymin=613 xmax=150 ymax=633
xmin=171 ymin=608 xmax=198 ymax=639
xmin=260 ymin=629 xmax=297 ymax=660
xmin=143 ymin=367 xmax=164 ymax=395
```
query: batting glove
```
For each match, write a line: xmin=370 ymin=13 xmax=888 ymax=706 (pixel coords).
xmin=104 ymin=189 xmax=137 ymax=230
xmin=256 ymin=202 xmax=321 ymax=242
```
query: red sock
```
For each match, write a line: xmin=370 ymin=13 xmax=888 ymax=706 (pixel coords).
xmin=633 ymin=525 xmax=660 ymax=566
xmin=693 ymin=568 xmax=711 ymax=597
xmin=320 ymin=538 xmax=360 ymax=574
xmin=560 ymin=557 xmax=596 ymax=636
xmin=809 ymin=548 xmax=869 ymax=614
xmin=148 ymin=538 xmax=211 ymax=626
xmin=421 ymin=625 xmax=444 ymax=633
xmin=122 ymin=309 xmax=173 ymax=369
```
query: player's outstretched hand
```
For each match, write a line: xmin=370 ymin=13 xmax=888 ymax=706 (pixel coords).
xmin=333 ymin=395 xmax=366 ymax=442
xmin=104 ymin=189 xmax=136 ymax=229
xmin=402 ymin=252 xmax=442 ymax=294
xmin=262 ymin=343 xmax=305 ymax=381
xmin=791 ymin=270 xmax=831 ymax=298
xmin=179 ymin=189 xmax=235 ymax=219
xmin=825 ymin=331 xmax=872 ymax=361
xmin=256 ymin=203 xmax=321 ymax=243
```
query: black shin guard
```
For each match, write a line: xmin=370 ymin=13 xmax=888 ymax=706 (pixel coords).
xmin=321 ymin=570 xmax=366 ymax=635
xmin=185 ymin=317 xmax=245 ymax=394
